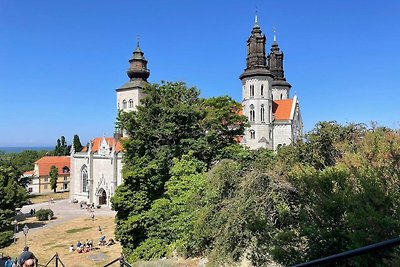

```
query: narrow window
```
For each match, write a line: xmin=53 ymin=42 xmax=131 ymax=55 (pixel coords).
xmin=260 ymin=104 xmax=265 ymax=122
xmin=250 ymin=85 xmax=254 ymax=97
xmin=261 ymin=84 xmax=264 ymax=96
xmin=250 ymin=130 xmax=256 ymax=139
xmin=280 ymin=94 xmax=283 ymax=100
xmin=122 ymin=100 xmax=127 ymax=109
xmin=250 ymin=104 xmax=255 ymax=122
xmin=81 ymin=166 xmax=88 ymax=193
xmin=129 ymin=99 xmax=134 ymax=108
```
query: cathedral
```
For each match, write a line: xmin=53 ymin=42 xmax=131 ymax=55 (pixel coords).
xmin=240 ymin=17 xmax=302 ymax=150
xmin=69 ymin=18 xmax=303 ymax=206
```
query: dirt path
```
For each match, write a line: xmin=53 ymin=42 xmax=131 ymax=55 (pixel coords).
xmin=16 ymin=199 xmax=116 ymax=237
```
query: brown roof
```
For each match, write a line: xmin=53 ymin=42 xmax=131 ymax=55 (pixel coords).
xmin=35 ymin=156 xmax=70 ymax=176
xmin=273 ymin=99 xmax=294 ymax=121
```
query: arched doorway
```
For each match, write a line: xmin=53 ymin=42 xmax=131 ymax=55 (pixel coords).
xmin=99 ymin=189 xmax=107 ymax=205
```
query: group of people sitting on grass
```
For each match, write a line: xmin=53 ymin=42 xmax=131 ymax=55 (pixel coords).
xmin=69 ymin=236 xmax=115 ymax=253
xmin=69 ymin=239 xmax=94 ymax=253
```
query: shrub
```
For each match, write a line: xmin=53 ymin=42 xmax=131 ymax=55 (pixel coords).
xmin=35 ymin=209 xmax=54 ymax=221
xmin=0 ymin=230 xmax=13 ymax=248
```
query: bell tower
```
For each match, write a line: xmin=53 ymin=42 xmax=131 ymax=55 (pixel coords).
xmin=267 ymin=30 xmax=291 ymax=100
xmin=115 ymin=39 xmax=150 ymax=137
xmin=240 ymin=16 xmax=274 ymax=150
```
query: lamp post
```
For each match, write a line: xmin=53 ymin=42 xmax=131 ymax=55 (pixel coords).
xmin=22 ymin=224 xmax=29 ymax=248
xmin=11 ymin=220 xmax=18 ymax=244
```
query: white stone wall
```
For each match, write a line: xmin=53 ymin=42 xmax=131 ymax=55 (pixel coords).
xmin=271 ymin=86 xmax=289 ymax=100
xmin=273 ymin=124 xmax=292 ymax=150
xmin=70 ymin=153 xmax=90 ymax=203
xmin=117 ymin=89 xmax=144 ymax=113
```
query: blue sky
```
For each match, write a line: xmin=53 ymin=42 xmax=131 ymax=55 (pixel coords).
xmin=0 ymin=0 xmax=399 ymax=146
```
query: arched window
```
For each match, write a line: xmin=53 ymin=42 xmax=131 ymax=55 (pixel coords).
xmin=261 ymin=84 xmax=264 ymax=96
xmin=250 ymin=104 xmax=255 ymax=122
xmin=81 ymin=166 xmax=88 ymax=193
xmin=269 ymin=129 xmax=272 ymax=139
xmin=129 ymin=99 xmax=134 ymax=108
xmin=280 ymin=94 xmax=283 ymax=100
xmin=250 ymin=85 xmax=254 ymax=97
xmin=122 ymin=100 xmax=127 ymax=109
xmin=260 ymin=104 xmax=265 ymax=122
xmin=250 ymin=130 xmax=255 ymax=139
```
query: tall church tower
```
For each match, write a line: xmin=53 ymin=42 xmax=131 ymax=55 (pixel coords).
xmin=268 ymin=32 xmax=291 ymax=100
xmin=240 ymin=17 xmax=274 ymax=150
xmin=115 ymin=40 xmax=150 ymax=137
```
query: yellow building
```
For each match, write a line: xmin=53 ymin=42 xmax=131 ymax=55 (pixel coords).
xmin=32 ymin=156 xmax=71 ymax=193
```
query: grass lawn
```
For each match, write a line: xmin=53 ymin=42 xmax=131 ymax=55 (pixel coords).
xmin=29 ymin=192 xmax=70 ymax=204
xmin=1 ymin=216 xmax=122 ymax=267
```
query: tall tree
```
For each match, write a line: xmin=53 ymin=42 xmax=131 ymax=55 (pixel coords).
xmin=0 ymin=162 xmax=27 ymax=248
xmin=54 ymin=136 xmax=69 ymax=156
xmin=49 ymin=165 xmax=58 ymax=193
xmin=72 ymin=134 xmax=83 ymax=152
xmin=111 ymin=81 xmax=246 ymax=257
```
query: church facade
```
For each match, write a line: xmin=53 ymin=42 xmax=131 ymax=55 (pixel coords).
xmin=69 ymin=18 xmax=303 ymax=206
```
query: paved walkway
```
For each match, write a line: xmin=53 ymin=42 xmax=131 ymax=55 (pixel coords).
xmin=15 ymin=199 xmax=116 ymax=237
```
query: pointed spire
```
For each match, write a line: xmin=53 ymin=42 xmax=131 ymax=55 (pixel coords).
xmin=135 ymin=35 xmax=141 ymax=52
xmin=273 ymin=26 xmax=277 ymax=42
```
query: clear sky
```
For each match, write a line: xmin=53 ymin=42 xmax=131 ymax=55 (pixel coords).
xmin=1 ymin=0 xmax=399 ymax=146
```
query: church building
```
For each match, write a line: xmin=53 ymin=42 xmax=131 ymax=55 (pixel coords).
xmin=240 ymin=17 xmax=302 ymax=150
xmin=69 ymin=41 xmax=150 ymax=207
xmin=69 ymin=17 xmax=303 ymax=206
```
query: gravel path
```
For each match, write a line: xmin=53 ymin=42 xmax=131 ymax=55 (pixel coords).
xmin=15 ymin=199 xmax=116 ymax=237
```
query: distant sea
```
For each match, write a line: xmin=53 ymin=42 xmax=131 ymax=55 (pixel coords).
xmin=0 ymin=147 xmax=53 ymax=154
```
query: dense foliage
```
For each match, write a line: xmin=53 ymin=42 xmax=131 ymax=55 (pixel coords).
xmin=112 ymin=81 xmax=400 ymax=266
xmin=111 ymin=82 xmax=246 ymax=260
xmin=54 ymin=136 xmax=70 ymax=156
xmin=0 ymin=161 xmax=28 ymax=248
xmin=73 ymin=134 xmax=83 ymax=152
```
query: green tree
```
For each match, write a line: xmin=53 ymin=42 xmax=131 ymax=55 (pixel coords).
xmin=0 ymin=162 xmax=27 ymax=248
xmin=72 ymin=134 xmax=83 ymax=152
xmin=49 ymin=165 xmax=58 ymax=193
xmin=54 ymin=136 xmax=69 ymax=156
xmin=111 ymin=81 xmax=246 ymax=258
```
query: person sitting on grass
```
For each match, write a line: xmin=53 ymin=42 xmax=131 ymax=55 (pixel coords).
xmin=106 ymin=238 xmax=115 ymax=247
xmin=69 ymin=244 xmax=74 ymax=252
xmin=99 ymin=235 xmax=106 ymax=246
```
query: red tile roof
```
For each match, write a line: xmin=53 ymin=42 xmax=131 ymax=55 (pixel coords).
xmin=23 ymin=170 xmax=34 ymax=176
xmin=81 ymin=137 xmax=123 ymax=153
xmin=273 ymin=99 xmax=293 ymax=121
xmin=35 ymin=156 xmax=70 ymax=176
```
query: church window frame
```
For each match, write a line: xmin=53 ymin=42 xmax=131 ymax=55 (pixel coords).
xmin=250 ymin=104 xmax=255 ymax=122
xmin=250 ymin=130 xmax=255 ymax=139
xmin=261 ymin=84 xmax=264 ymax=97
xmin=129 ymin=99 xmax=134 ymax=108
xmin=122 ymin=100 xmax=127 ymax=109
xmin=260 ymin=104 xmax=265 ymax=122
xmin=81 ymin=165 xmax=88 ymax=193
xmin=250 ymin=85 xmax=255 ymax=97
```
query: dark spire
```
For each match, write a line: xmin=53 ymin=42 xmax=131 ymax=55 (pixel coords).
xmin=267 ymin=30 xmax=291 ymax=87
xmin=240 ymin=16 xmax=273 ymax=79
xmin=126 ymin=38 xmax=150 ymax=81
